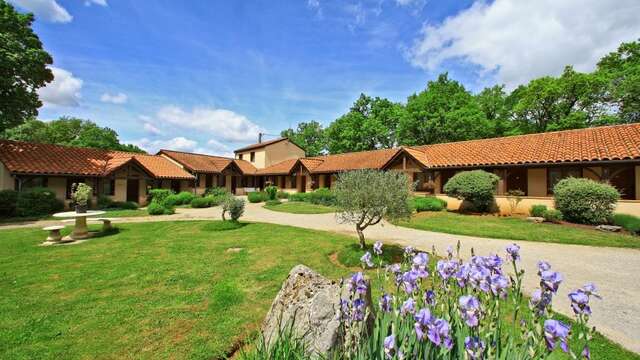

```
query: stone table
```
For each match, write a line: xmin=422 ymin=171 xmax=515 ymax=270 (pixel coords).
xmin=52 ymin=210 xmax=106 ymax=241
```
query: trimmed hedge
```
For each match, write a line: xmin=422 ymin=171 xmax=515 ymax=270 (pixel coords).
xmin=276 ymin=191 xmax=289 ymax=199
xmin=148 ymin=202 xmax=171 ymax=215
xmin=147 ymin=189 xmax=172 ymax=204
xmin=112 ymin=201 xmax=138 ymax=210
xmin=15 ymin=187 xmax=64 ymax=217
xmin=443 ymin=170 xmax=499 ymax=213
xmin=529 ymin=204 xmax=548 ymax=217
xmin=553 ymin=178 xmax=619 ymax=224
xmin=288 ymin=192 xmax=309 ymax=202
xmin=289 ymin=188 xmax=336 ymax=206
xmin=413 ymin=196 xmax=447 ymax=212
xmin=542 ymin=209 xmax=563 ymax=223
xmin=204 ymin=187 xmax=229 ymax=197
xmin=0 ymin=190 xmax=18 ymax=217
xmin=247 ymin=191 xmax=268 ymax=203
xmin=612 ymin=214 xmax=640 ymax=235
xmin=191 ymin=197 xmax=212 ymax=208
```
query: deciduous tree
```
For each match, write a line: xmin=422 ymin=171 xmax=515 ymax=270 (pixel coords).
xmin=280 ymin=120 xmax=326 ymax=156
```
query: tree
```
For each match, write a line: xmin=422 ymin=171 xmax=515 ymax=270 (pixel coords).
xmin=596 ymin=39 xmax=640 ymax=123
xmin=280 ymin=120 xmax=326 ymax=157
xmin=2 ymin=117 xmax=145 ymax=153
xmin=325 ymin=94 xmax=405 ymax=154
xmin=399 ymin=73 xmax=492 ymax=146
xmin=334 ymin=169 xmax=413 ymax=248
xmin=0 ymin=0 xmax=54 ymax=133
xmin=475 ymin=85 xmax=514 ymax=136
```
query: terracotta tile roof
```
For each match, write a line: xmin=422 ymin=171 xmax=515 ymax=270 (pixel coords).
xmin=158 ymin=149 xmax=231 ymax=173
xmin=234 ymin=138 xmax=289 ymax=153
xmin=233 ymin=159 xmax=258 ymax=174
xmin=300 ymin=158 xmax=324 ymax=172
xmin=0 ymin=140 xmax=193 ymax=179
xmin=256 ymin=158 xmax=299 ymax=175
xmin=304 ymin=148 xmax=402 ymax=173
xmin=407 ymin=123 xmax=640 ymax=168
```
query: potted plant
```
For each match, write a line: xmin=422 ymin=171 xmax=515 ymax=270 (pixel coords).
xmin=71 ymin=183 xmax=92 ymax=213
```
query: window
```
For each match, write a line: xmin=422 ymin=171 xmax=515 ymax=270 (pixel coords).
xmin=205 ymin=174 xmax=213 ymax=188
xmin=66 ymin=177 xmax=85 ymax=199
xmin=547 ymin=167 xmax=582 ymax=194
xmin=238 ymin=154 xmax=243 ymax=160
xmin=250 ymin=152 xmax=255 ymax=162
xmin=102 ymin=178 xmax=115 ymax=196
xmin=18 ymin=176 xmax=48 ymax=191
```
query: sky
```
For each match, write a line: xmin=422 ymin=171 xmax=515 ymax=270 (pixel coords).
xmin=8 ymin=0 xmax=640 ymax=157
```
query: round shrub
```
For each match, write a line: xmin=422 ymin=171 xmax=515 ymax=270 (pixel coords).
xmin=413 ymin=196 xmax=447 ymax=212
xmin=16 ymin=187 xmax=64 ymax=217
xmin=147 ymin=202 xmax=166 ymax=215
xmin=553 ymin=178 xmax=619 ymax=224
xmin=191 ymin=197 xmax=212 ymax=208
xmin=247 ymin=191 xmax=266 ymax=203
xmin=164 ymin=194 xmax=181 ymax=207
xmin=176 ymin=191 xmax=195 ymax=205
xmin=308 ymin=188 xmax=336 ymax=206
xmin=529 ymin=204 xmax=548 ymax=217
xmin=612 ymin=214 xmax=640 ymax=235
xmin=276 ymin=191 xmax=289 ymax=199
xmin=147 ymin=189 xmax=172 ymax=204
xmin=120 ymin=201 xmax=139 ymax=210
xmin=264 ymin=185 xmax=278 ymax=200
xmin=443 ymin=170 xmax=499 ymax=213
xmin=204 ymin=187 xmax=228 ymax=197
xmin=97 ymin=195 xmax=113 ymax=209
xmin=542 ymin=209 xmax=563 ymax=223
xmin=288 ymin=192 xmax=310 ymax=202
xmin=0 ymin=190 xmax=19 ymax=217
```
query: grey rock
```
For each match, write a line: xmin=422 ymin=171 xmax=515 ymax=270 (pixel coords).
xmin=261 ymin=264 xmax=371 ymax=357
xmin=596 ymin=224 xmax=622 ymax=232
xmin=527 ymin=216 xmax=545 ymax=223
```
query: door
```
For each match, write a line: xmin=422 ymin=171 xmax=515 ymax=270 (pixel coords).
xmin=231 ymin=176 xmax=237 ymax=194
xmin=127 ymin=179 xmax=139 ymax=203
xmin=300 ymin=176 xmax=307 ymax=193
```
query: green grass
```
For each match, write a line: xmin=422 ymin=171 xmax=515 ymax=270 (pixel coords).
xmin=0 ymin=208 xmax=149 ymax=224
xmin=397 ymin=211 xmax=640 ymax=248
xmin=263 ymin=201 xmax=335 ymax=214
xmin=0 ymin=221 xmax=636 ymax=359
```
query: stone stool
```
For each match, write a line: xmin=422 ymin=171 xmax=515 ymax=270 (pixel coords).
xmin=43 ymin=225 xmax=64 ymax=242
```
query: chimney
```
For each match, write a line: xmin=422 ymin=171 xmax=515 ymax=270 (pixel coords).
xmin=258 ymin=133 xmax=263 ymax=143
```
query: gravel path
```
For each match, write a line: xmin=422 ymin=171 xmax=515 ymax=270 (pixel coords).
xmin=2 ymin=202 xmax=639 ymax=353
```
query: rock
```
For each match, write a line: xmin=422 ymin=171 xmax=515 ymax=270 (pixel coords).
xmin=527 ymin=216 xmax=545 ymax=223
xmin=596 ymin=225 xmax=622 ymax=232
xmin=261 ymin=264 xmax=371 ymax=357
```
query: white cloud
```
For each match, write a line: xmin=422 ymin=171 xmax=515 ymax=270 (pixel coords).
xmin=84 ymin=0 xmax=107 ymax=6
xmin=142 ymin=122 xmax=162 ymax=135
xmin=38 ymin=67 xmax=83 ymax=107
xmin=407 ymin=0 xmax=640 ymax=88
xmin=133 ymin=137 xmax=198 ymax=154
xmin=156 ymin=105 xmax=262 ymax=143
xmin=9 ymin=0 xmax=72 ymax=23
xmin=100 ymin=92 xmax=128 ymax=104
xmin=307 ymin=0 xmax=323 ymax=18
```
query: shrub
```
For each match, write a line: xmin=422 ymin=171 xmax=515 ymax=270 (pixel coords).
xmin=529 ymin=204 xmax=548 ymax=217
xmin=265 ymin=199 xmax=281 ymax=206
xmin=553 ymin=178 xmax=620 ymax=224
xmin=117 ymin=201 xmax=139 ymax=210
xmin=208 ymin=195 xmax=228 ymax=206
xmin=542 ymin=209 xmax=563 ymax=223
xmin=413 ymin=196 xmax=447 ymax=212
xmin=205 ymin=186 xmax=228 ymax=197
xmin=97 ymin=195 xmax=113 ymax=209
xmin=15 ymin=187 xmax=64 ymax=217
xmin=147 ymin=201 xmax=174 ymax=215
xmin=164 ymin=194 xmax=181 ymax=207
xmin=443 ymin=170 xmax=499 ymax=213
xmin=288 ymin=192 xmax=310 ymax=202
xmin=147 ymin=189 xmax=172 ymax=204
xmin=308 ymin=188 xmax=336 ymax=206
xmin=276 ymin=191 xmax=289 ymax=199
xmin=247 ymin=191 xmax=267 ymax=203
xmin=191 ymin=197 xmax=212 ymax=208
xmin=612 ymin=214 xmax=640 ymax=235
xmin=0 ymin=190 xmax=18 ymax=217
xmin=176 ymin=191 xmax=195 ymax=205
xmin=222 ymin=197 xmax=245 ymax=221
xmin=71 ymin=183 xmax=92 ymax=207
xmin=264 ymin=185 xmax=278 ymax=200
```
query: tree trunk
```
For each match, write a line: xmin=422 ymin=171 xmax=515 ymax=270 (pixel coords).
xmin=356 ymin=225 xmax=366 ymax=249
xmin=222 ymin=210 xmax=227 ymax=221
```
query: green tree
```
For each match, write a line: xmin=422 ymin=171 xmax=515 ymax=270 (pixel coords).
xmin=280 ymin=120 xmax=326 ymax=156
xmin=0 ymin=0 xmax=54 ymax=132
xmin=334 ymin=169 xmax=412 ymax=248
xmin=2 ymin=117 xmax=145 ymax=153
xmin=596 ymin=39 xmax=640 ymax=123
xmin=399 ymin=73 xmax=492 ymax=146
xmin=475 ymin=85 xmax=514 ymax=136
xmin=325 ymin=94 xmax=405 ymax=154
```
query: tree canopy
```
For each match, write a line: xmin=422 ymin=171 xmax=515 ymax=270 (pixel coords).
xmin=2 ymin=117 xmax=145 ymax=153
xmin=283 ymin=39 xmax=640 ymax=154
xmin=0 ymin=0 xmax=53 ymax=133
xmin=280 ymin=120 xmax=326 ymax=157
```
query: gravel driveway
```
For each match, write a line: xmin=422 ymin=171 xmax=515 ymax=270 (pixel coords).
xmin=3 ymin=202 xmax=639 ymax=353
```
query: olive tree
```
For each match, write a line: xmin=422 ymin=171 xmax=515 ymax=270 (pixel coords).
xmin=334 ymin=169 xmax=413 ymax=249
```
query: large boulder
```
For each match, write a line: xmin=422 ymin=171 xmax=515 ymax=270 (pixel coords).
xmin=261 ymin=265 xmax=371 ymax=357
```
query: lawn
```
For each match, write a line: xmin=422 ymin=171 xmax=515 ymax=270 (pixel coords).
xmin=0 ymin=221 xmax=636 ymax=359
xmin=0 ymin=208 xmax=149 ymax=224
xmin=398 ymin=211 xmax=640 ymax=249
xmin=263 ymin=201 xmax=335 ymax=214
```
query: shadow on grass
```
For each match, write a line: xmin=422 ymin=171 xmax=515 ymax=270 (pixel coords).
xmin=201 ymin=220 xmax=248 ymax=232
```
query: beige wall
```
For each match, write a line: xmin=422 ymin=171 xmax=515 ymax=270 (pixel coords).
xmin=0 ymin=163 xmax=13 ymax=190
xmin=527 ymin=168 xmax=547 ymax=197
xmin=265 ymin=141 xmax=305 ymax=168
xmin=237 ymin=149 xmax=266 ymax=169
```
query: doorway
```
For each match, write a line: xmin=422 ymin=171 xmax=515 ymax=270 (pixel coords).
xmin=300 ymin=176 xmax=307 ymax=193
xmin=231 ymin=176 xmax=237 ymax=194
xmin=506 ymin=168 xmax=528 ymax=195
xmin=127 ymin=179 xmax=139 ymax=203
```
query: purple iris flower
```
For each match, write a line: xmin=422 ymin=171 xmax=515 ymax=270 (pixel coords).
xmin=404 ymin=246 xmax=415 ymax=258
xmin=469 ymin=265 xmax=491 ymax=293
xmin=582 ymin=345 xmax=591 ymax=360
xmin=464 ymin=336 xmax=486 ymax=360
xmin=484 ymin=254 xmax=504 ymax=273
xmin=338 ymin=299 xmax=350 ymax=321
xmin=490 ymin=274 xmax=509 ymax=298
xmin=459 ymin=295 xmax=481 ymax=327
xmin=543 ymin=319 xmax=570 ymax=352
xmin=581 ymin=283 xmax=601 ymax=299
xmin=373 ymin=241 xmax=383 ymax=256
xmin=568 ymin=289 xmax=591 ymax=315
xmin=348 ymin=272 xmax=368 ymax=295
xmin=412 ymin=252 xmax=429 ymax=278
xmin=437 ymin=259 xmax=458 ymax=280
xmin=383 ymin=334 xmax=395 ymax=359
xmin=455 ymin=263 xmax=471 ymax=288
xmin=446 ymin=245 xmax=454 ymax=259
xmin=401 ymin=270 xmax=420 ymax=294
xmin=427 ymin=318 xmax=453 ymax=350
xmin=424 ymin=289 xmax=436 ymax=306
xmin=540 ymin=270 xmax=563 ymax=293
xmin=506 ymin=243 xmax=520 ymax=262
xmin=401 ymin=298 xmax=416 ymax=316
xmin=414 ymin=308 xmax=434 ymax=341
xmin=352 ymin=298 xmax=366 ymax=321
xmin=360 ymin=252 xmax=374 ymax=268
xmin=537 ymin=260 xmax=551 ymax=274
xmin=530 ymin=289 xmax=553 ymax=316
xmin=379 ymin=293 xmax=393 ymax=313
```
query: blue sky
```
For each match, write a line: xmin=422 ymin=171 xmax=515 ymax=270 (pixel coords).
xmin=8 ymin=0 xmax=640 ymax=156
